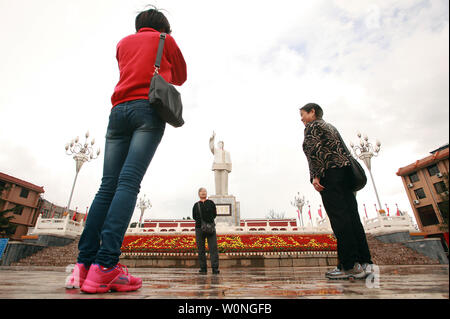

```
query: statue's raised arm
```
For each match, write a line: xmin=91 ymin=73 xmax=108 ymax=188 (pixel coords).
xmin=209 ymin=131 xmax=216 ymax=155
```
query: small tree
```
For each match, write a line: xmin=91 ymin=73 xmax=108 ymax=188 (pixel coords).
xmin=0 ymin=183 xmax=18 ymax=238
xmin=0 ymin=206 xmax=19 ymax=238
xmin=266 ymin=209 xmax=286 ymax=219
xmin=438 ymin=173 xmax=449 ymax=232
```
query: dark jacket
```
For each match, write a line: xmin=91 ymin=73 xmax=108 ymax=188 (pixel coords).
xmin=192 ymin=200 xmax=217 ymax=229
xmin=302 ymin=119 xmax=351 ymax=182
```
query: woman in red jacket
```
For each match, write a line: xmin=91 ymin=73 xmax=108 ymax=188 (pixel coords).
xmin=66 ymin=8 xmax=187 ymax=293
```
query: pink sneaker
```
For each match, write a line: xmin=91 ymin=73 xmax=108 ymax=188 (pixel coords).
xmin=65 ymin=263 xmax=90 ymax=289
xmin=80 ymin=263 xmax=142 ymax=294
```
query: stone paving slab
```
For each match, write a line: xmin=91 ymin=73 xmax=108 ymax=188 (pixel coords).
xmin=0 ymin=265 xmax=448 ymax=299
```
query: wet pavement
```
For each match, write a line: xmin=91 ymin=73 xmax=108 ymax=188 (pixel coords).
xmin=0 ymin=265 xmax=448 ymax=299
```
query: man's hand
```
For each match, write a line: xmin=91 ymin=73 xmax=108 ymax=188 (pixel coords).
xmin=312 ymin=177 xmax=325 ymax=192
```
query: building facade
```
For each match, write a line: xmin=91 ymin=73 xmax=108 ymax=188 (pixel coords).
xmin=39 ymin=198 xmax=85 ymax=222
xmin=0 ymin=172 xmax=45 ymax=240
xmin=396 ymin=144 xmax=449 ymax=245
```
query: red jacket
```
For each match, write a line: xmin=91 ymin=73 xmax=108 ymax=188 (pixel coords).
xmin=111 ymin=27 xmax=187 ymax=107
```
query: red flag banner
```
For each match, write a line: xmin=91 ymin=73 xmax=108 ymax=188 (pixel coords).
xmin=318 ymin=205 xmax=323 ymax=219
xmin=72 ymin=207 xmax=78 ymax=221
xmin=84 ymin=206 xmax=88 ymax=222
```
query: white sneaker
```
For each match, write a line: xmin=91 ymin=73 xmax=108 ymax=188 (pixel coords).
xmin=325 ymin=266 xmax=341 ymax=277
xmin=361 ymin=263 xmax=374 ymax=277
xmin=326 ymin=267 xmax=351 ymax=280
xmin=345 ymin=262 xmax=366 ymax=279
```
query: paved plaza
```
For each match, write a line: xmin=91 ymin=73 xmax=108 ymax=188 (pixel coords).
xmin=0 ymin=264 xmax=448 ymax=299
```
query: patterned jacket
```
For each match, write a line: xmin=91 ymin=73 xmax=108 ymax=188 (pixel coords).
xmin=302 ymin=119 xmax=351 ymax=182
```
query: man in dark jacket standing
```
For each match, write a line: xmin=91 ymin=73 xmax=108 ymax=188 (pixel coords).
xmin=192 ymin=188 xmax=219 ymax=274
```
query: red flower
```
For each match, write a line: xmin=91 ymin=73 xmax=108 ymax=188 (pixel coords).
xmin=121 ymin=234 xmax=337 ymax=253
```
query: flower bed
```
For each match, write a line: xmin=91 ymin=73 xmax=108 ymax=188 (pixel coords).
xmin=121 ymin=234 xmax=337 ymax=253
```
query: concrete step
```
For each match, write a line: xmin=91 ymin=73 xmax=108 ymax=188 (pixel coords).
xmin=10 ymin=238 xmax=79 ymax=267
xmin=9 ymin=234 xmax=441 ymax=267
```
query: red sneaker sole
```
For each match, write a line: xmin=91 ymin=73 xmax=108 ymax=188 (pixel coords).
xmin=81 ymin=280 xmax=142 ymax=294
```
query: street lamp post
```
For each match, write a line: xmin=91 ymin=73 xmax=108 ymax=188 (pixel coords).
xmin=64 ymin=131 xmax=100 ymax=215
xmin=291 ymin=193 xmax=308 ymax=228
xmin=350 ymin=132 xmax=382 ymax=215
xmin=136 ymin=194 xmax=152 ymax=228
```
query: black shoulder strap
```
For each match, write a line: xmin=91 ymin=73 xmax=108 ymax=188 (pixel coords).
xmin=336 ymin=130 xmax=353 ymax=158
xmin=197 ymin=201 xmax=203 ymax=221
xmin=328 ymin=122 xmax=352 ymax=158
xmin=154 ymin=33 xmax=166 ymax=71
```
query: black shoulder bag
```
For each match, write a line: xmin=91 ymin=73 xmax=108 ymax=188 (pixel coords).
xmin=197 ymin=201 xmax=215 ymax=236
xmin=148 ymin=33 xmax=185 ymax=128
xmin=337 ymin=132 xmax=367 ymax=192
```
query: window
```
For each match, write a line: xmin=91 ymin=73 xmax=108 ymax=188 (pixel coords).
xmin=414 ymin=188 xmax=426 ymax=199
xmin=19 ymin=187 xmax=29 ymax=198
xmin=427 ymin=164 xmax=440 ymax=177
xmin=0 ymin=181 xmax=7 ymax=196
xmin=408 ymin=172 xmax=420 ymax=183
xmin=417 ymin=205 xmax=439 ymax=227
xmin=13 ymin=205 xmax=24 ymax=215
xmin=434 ymin=181 xmax=448 ymax=194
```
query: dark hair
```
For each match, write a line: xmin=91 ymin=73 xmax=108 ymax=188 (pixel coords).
xmin=300 ymin=103 xmax=323 ymax=119
xmin=135 ymin=6 xmax=172 ymax=33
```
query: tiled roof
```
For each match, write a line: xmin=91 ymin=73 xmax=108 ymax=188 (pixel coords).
xmin=396 ymin=147 xmax=449 ymax=176
xmin=0 ymin=171 xmax=45 ymax=193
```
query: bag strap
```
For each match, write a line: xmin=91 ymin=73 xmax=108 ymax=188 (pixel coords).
xmin=330 ymin=123 xmax=352 ymax=158
xmin=338 ymin=133 xmax=353 ymax=158
xmin=197 ymin=201 xmax=204 ymax=223
xmin=154 ymin=33 xmax=166 ymax=75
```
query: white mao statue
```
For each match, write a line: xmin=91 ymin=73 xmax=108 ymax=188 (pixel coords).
xmin=209 ymin=131 xmax=232 ymax=195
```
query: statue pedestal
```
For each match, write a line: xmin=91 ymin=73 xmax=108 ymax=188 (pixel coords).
xmin=209 ymin=195 xmax=240 ymax=227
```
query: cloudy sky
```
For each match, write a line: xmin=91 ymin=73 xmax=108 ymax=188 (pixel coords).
xmin=0 ymin=0 xmax=448 ymax=226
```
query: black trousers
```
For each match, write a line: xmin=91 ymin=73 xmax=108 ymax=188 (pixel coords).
xmin=320 ymin=167 xmax=373 ymax=270
xmin=195 ymin=228 xmax=219 ymax=270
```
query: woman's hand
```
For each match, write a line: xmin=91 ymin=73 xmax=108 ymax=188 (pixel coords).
xmin=312 ymin=177 xmax=325 ymax=192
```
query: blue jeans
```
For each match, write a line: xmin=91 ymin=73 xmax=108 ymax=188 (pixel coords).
xmin=77 ymin=99 xmax=165 ymax=268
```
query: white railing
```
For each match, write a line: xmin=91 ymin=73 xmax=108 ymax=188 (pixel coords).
xmin=125 ymin=222 xmax=333 ymax=235
xmin=27 ymin=214 xmax=416 ymax=237
xmin=28 ymin=215 xmax=84 ymax=238
xmin=315 ymin=217 xmax=333 ymax=232
xmin=126 ymin=226 xmax=194 ymax=234
xmin=363 ymin=215 xmax=416 ymax=234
